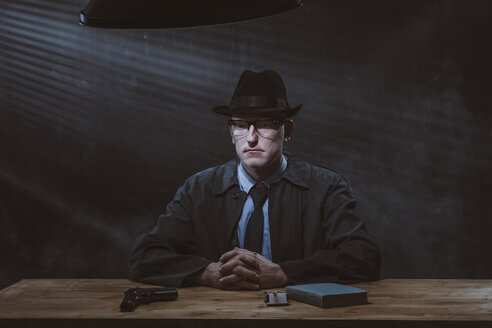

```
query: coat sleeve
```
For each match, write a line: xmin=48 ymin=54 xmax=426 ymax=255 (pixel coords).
xmin=128 ymin=184 xmax=211 ymax=287
xmin=278 ymin=177 xmax=381 ymax=284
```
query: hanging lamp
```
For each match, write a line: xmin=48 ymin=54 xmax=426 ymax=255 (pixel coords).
xmin=79 ymin=0 xmax=304 ymax=29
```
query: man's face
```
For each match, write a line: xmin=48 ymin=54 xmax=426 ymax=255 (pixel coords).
xmin=229 ymin=115 xmax=293 ymax=175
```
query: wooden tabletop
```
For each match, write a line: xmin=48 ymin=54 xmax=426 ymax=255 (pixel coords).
xmin=0 ymin=279 xmax=491 ymax=327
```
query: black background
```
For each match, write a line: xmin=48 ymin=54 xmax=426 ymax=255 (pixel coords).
xmin=1 ymin=0 xmax=491 ymax=290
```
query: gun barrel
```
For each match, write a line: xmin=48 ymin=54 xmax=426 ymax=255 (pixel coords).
xmin=150 ymin=288 xmax=178 ymax=302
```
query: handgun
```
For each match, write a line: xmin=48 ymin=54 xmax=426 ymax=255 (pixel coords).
xmin=120 ymin=287 xmax=178 ymax=312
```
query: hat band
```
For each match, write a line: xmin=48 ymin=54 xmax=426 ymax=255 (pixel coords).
xmin=230 ymin=96 xmax=288 ymax=109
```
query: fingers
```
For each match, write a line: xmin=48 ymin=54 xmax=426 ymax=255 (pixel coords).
xmin=214 ymin=249 xmax=287 ymax=290
xmin=220 ymin=273 xmax=259 ymax=291
xmin=219 ymin=247 xmax=257 ymax=263
xmin=219 ymin=249 xmax=236 ymax=263
xmin=238 ymin=254 xmax=261 ymax=269
xmin=232 ymin=264 xmax=259 ymax=281
xmin=215 ymin=248 xmax=274 ymax=291
xmin=219 ymin=258 xmax=243 ymax=274
xmin=220 ymin=265 xmax=258 ymax=284
xmin=219 ymin=272 xmax=243 ymax=285
xmin=219 ymin=256 xmax=259 ymax=274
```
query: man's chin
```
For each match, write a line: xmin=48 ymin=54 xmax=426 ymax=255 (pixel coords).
xmin=241 ymin=157 xmax=266 ymax=169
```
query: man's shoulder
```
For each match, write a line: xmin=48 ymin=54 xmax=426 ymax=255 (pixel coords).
xmin=311 ymin=162 xmax=347 ymax=182
xmin=180 ymin=159 xmax=238 ymax=193
xmin=285 ymin=153 xmax=347 ymax=186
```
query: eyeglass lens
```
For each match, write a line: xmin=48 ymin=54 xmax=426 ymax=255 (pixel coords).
xmin=229 ymin=120 xmax=283 ymax=138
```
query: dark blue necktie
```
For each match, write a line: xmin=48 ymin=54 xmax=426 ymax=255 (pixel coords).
xmin=244 ymin=183 xmax=268 ymax=254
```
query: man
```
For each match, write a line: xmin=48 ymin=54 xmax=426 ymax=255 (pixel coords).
xmin=128 ymin=70 xmax=380 ymax=290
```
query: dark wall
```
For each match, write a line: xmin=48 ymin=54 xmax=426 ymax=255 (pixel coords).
xmin=1 ymin=0 xmax=491 ymax=289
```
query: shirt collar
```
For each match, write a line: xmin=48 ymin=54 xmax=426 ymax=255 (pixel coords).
xmin=238 ymin=155 xmax=287 ymax=193
xmin=213 ymin=153 xmax=311 ymax=196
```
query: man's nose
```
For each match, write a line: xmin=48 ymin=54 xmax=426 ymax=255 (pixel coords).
xmin=246 ymin=124 xmax=259 ymax=143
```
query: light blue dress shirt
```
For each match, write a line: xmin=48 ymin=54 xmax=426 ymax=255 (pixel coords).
xmin=236 ymin=155 xmax=287 ymax=261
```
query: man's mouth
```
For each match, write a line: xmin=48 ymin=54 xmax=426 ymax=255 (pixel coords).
xmin=245 ymin=149 xmax=263 ymax=153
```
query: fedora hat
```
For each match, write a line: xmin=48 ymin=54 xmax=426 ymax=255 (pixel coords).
xmin=213 ymin=69 xmax=302 ymax=117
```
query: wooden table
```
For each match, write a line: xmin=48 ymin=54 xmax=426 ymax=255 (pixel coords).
xmin=0 ymin=279 xmax=491 ymax=327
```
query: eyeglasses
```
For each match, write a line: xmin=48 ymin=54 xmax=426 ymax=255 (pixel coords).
xmin=228 ymin=119 xmax=285 ymax=138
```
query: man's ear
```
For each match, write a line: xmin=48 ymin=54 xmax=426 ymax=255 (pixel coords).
xmin=284 ymin=119 xmax=295 ymax=138
xmin=228 ymin=124 xmax=236 ymax=144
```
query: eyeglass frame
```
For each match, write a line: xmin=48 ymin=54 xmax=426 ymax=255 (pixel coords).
xmin=228 ymin=119 xmax=286 ymax=138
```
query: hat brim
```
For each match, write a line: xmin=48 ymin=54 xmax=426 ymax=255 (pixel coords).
xmin=212 ymin=104 xmax=302 ymax=117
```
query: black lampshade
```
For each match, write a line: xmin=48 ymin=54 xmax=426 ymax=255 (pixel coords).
xmin=79 ymin=0 xmax=304 ymax=29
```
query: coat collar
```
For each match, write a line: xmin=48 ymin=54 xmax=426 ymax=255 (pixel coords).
xmin=280 ymin=152 xmax=311 ymax=189
xmin=213 ymin=152 xmax=311 ymax=196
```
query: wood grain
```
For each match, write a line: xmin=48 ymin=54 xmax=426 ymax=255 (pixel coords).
xmin=0 ymin=279 xmax=491 ymax=327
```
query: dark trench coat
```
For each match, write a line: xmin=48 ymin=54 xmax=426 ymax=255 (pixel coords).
xmin=128 ymin=153 xmax=381 ymax=287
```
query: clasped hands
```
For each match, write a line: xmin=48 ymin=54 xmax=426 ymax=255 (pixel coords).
xmin=191 ymin=247 xmax=288 ymax=290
